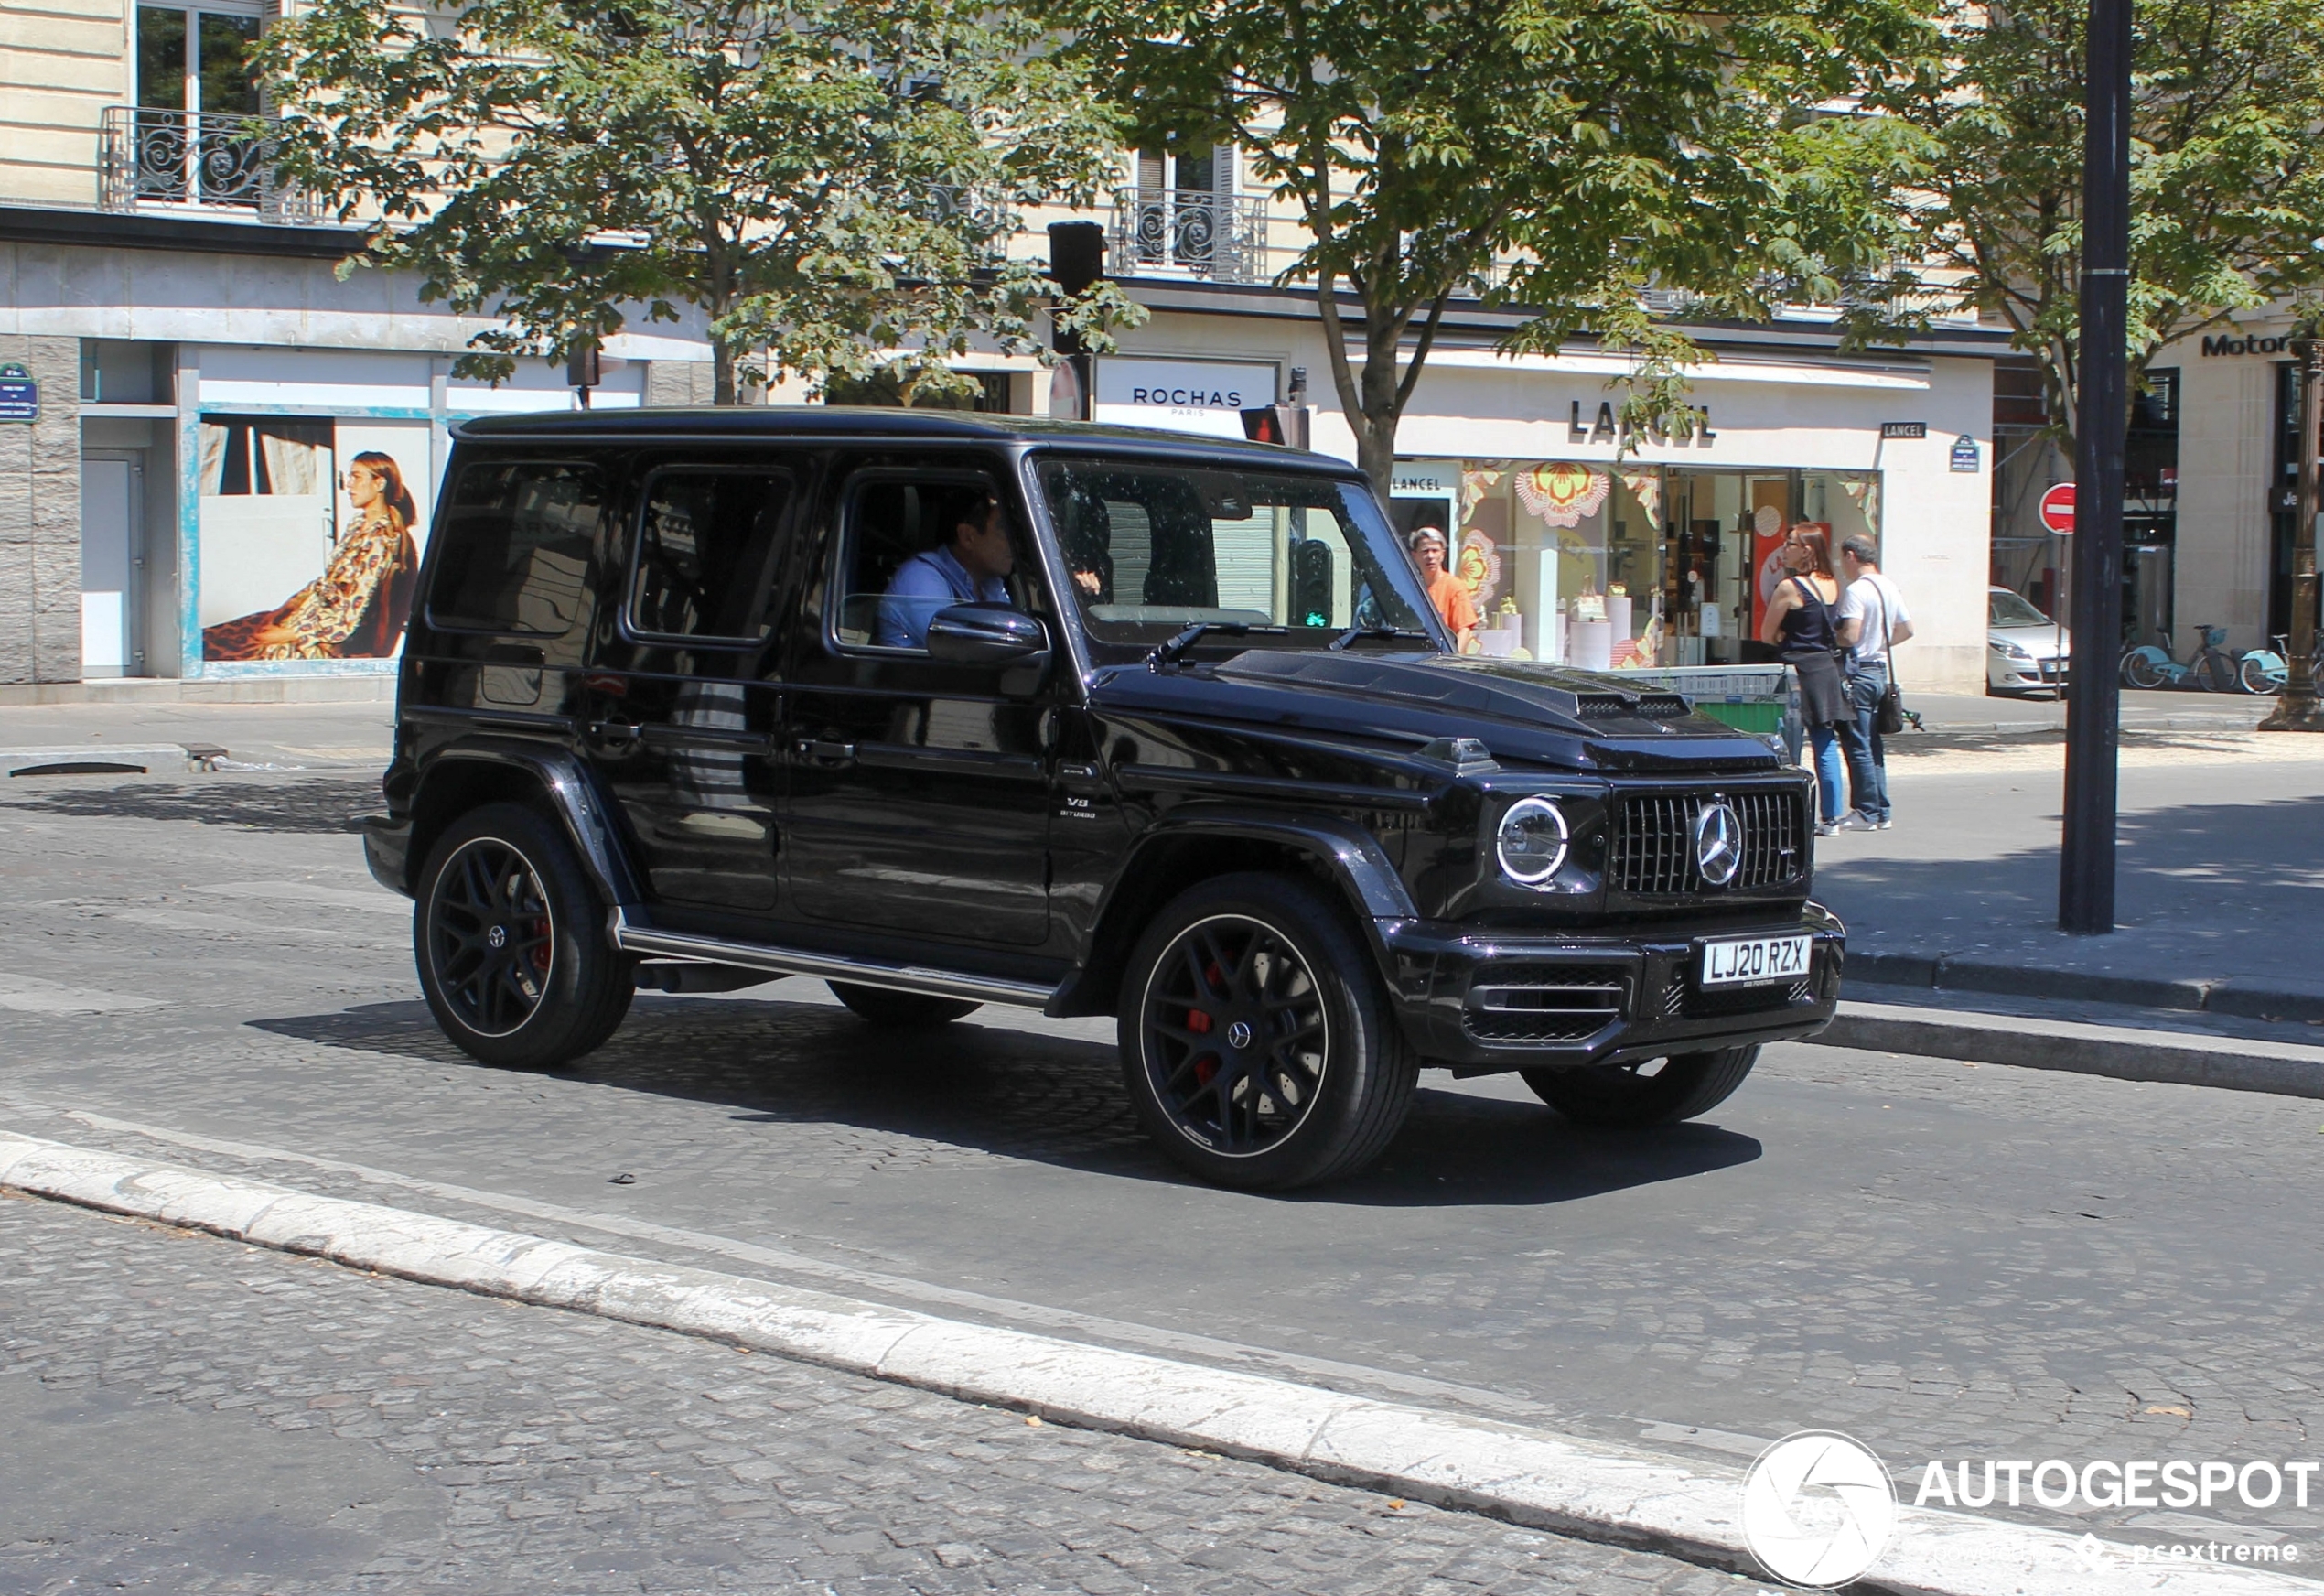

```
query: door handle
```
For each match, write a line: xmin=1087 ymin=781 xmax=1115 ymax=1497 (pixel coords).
xmin=795 ymin=737 xmax=856 ymax=767
xmin=588 ymin=719 xmax=645 ymax=747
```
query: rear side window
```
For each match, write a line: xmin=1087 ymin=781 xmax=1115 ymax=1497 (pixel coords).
xmin=628 ymin=469 xmax=794 ymax=642
xmin=428 ymin=460 xmax=606 ymax=634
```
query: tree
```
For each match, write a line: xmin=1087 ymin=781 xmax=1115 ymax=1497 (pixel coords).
xmin=1866 ymin=0 xmax=2324 ymax=447
xmin=1052 ymin=0 xmax=1939 ymax=492
xmin=258 ymin=0 xmax=1137 ymax=403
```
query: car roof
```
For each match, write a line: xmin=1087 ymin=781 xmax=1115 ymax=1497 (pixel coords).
xmin=453 ymin=406 xmax=1350 ymax=473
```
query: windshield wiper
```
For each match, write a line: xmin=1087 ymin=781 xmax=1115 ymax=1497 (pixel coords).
xmin=1148 ymin=622 xmax=1289 ymax=669
xmin=1329 ymin=627 xmax=1436 ymax=652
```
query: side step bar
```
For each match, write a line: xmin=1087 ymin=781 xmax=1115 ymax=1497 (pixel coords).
xmin=609 ymin=909 xmax=1058 ymax=1010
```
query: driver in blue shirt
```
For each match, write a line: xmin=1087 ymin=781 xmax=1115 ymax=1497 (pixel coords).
xmin=877 ymin=493 xmax=1016 ymax=648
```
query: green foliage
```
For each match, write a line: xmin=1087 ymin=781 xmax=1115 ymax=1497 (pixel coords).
xmin=258 ymin=0 xmax=1139 ymax=402
xmin=1866 ymin=0 xmax=2324 ymax=443
xmin=1051 ymin=0 xmax=1938 ymax=489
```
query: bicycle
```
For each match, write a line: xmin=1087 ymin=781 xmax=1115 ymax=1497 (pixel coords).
xmin=2119 ymin=624 xmax=2240 ymax=692
xmin=2236 ymin=632 xmax=2324 ymax=695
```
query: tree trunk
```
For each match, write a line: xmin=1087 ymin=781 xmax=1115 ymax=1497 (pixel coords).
xmin=712 ymin=340 xmax=738 ymax=405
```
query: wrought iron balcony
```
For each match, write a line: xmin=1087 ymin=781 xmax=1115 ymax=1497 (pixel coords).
xmin=99 ymin=105 xmax=317 ymax=222
xmin=1107 ymin=189 xmax=1269 ymax=284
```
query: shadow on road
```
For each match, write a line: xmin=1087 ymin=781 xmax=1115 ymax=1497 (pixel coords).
xmin=251 ymin=995 xmax=1760 ymax=1208
xmin=0 ymin=776 xmax=373 ymax=835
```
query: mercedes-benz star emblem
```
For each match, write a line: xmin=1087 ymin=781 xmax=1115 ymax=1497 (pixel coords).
xmin=486 ymin=924 xmax=508 ymax=949
xmin=1692 ymin=801 xmax=1743 ymax=887
xmin=1226 ymin=1020 xmax=1254 ymax=1051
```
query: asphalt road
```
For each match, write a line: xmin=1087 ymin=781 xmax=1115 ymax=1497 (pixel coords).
xmin=3 ymin=760 xmax=2321 ymax=1584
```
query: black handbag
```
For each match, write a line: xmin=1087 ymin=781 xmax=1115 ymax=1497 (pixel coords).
xmin=1870 ymin=577 xmax=1906 ymax=735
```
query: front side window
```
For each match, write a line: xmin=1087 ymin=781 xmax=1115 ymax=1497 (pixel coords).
xmin=428 ymin=461 xmax=606 ymax=635
xmin=628 ymin=469 xmax=793 ymax=642
xmin=831 ymin=476 xmax=1027 ymax=652
xmin=1037 ymin=459 xmax=1438 ymax=660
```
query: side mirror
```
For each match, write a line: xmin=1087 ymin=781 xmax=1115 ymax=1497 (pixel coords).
xmin=925 ymin=603 xmax=1050 ymax=666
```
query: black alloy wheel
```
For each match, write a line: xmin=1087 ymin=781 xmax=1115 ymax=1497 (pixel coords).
xmin=1143 ymin=913 xmax=1329 ymax=1156
xmin=1119 ymin=873 xmax=1418 ymax=1191
xmin=429 ymin=836 xmax=554 ymax=1036
xmin=1520 ymin=1046 xmax=1760 ymax=1128
xmin=415 ymin=803 xmax=634 ymax=1069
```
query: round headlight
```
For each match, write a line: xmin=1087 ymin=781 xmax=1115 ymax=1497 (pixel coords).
xmin=1496 ymin=797 xmax=1570 ymax=887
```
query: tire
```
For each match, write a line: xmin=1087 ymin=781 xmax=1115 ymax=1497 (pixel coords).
xmin=827 ymin=981 xmax=980 ymax=1027
xmin=414 ymin=802 xmax=633 ymax=1069
xmin=2121 ymin=652 xmax=2164 ymax=690
xmin=2243 ymin=656 xmax=2283 ymax=695
xmin=1118 ymin=872 xmax=1420 ymax=1191
xmin=2193 ymin=652 xmax=2236 ymax=694
xmin=1520 ymin=1046 xmax=1760 ymax=1128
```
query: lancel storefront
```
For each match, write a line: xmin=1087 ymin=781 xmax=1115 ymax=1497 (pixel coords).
xmin=1373 ymin=345 xmax=1996 ymax=693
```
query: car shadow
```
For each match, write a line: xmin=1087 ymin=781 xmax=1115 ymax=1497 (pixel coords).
xmin=249 ymin=996 xmax=1760 ymax=1208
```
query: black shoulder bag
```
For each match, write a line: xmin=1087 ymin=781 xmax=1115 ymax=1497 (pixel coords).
xmin=1872 ymin=577 xmax=1906 ymax=736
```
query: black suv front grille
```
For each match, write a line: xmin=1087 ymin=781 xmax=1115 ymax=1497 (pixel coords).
xmin=1610 ymin=789 xmax=1806 ymax=895
xmin=1463 ymin=963 xmax=1630 ymax=1042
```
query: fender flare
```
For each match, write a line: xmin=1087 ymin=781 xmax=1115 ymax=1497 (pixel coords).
xmin=1047 ymin=804 xmax=1420 ymax=1018
xmin=411 ymin=740 xmax=642 ymax=911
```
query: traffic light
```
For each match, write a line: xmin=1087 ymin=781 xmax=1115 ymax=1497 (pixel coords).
xmin=1241 ymin=404 xmax=1311 ymax=448
xmin=1291 ymin=538 xmax=1334 ymax=628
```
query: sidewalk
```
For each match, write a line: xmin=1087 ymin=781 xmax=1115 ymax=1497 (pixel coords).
xmin=1813 ymin=720 xmax=2324 ymax=1084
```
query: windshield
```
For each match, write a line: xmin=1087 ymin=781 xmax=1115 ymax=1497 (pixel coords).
xmin=1037 ymin=458 xmax=1442 ymax=659
xmin=1989 ymin=589 xmax=2053 ymax=628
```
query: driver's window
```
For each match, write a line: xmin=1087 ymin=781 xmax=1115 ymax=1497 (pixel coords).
xmin=834 ymin=477 xmax=1017 ymax=651
xmin=628 ymin=469 xmax=793 ymax=642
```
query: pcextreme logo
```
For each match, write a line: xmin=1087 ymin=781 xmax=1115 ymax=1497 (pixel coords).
xmin=1741 ymin=1430 xmax=1898 ymax=1588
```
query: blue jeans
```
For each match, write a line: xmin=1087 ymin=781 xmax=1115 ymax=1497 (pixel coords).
xmin=1835 ymin=662 xmax=1890 ymax=822
xmin=1808 ymin=723 xmax=1844 ymax=824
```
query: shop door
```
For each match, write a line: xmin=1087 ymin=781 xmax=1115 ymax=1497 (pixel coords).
xmin=81 ymin=456 xmax=139 ymax=677
xmin=780 ymin=465 xmax=1053 ymax=947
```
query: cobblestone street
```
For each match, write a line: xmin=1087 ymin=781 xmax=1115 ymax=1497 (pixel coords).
xmin=0 ymin=1190 xmax=1736 ymax=1595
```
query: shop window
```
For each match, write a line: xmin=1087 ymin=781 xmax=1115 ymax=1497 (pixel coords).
xmin=823 ymin=371 xmax=1013 ymax=413
xmin=627 ymin=470 xmax=795 ymax=642
xmin=429 ymin=461 xmax=606 ymax=635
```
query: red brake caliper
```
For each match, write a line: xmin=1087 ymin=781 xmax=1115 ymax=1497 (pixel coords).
xmin=1187 ymin=962 xmax=1225 ymax=1085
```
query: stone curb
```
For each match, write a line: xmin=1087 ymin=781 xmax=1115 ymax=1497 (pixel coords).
xmin=0 ymin=743 xmax=213 ymax=775
xmin=1812 ymin=998 xmax=2324 ymax=1099
xmin=0 ymin=1129 xmax=2297 ymax=1596
xmin=1845 ymin=952 xmax=2324 ymax=1027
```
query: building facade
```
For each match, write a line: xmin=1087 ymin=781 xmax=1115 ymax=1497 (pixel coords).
xmin=0 ymin=0 xmax=2007 ymax=693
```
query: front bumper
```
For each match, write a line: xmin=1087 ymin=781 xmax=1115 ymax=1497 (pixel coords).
xmin=1381 ymin=902 xmax=1845 ymax=1072
xmin=360 ymin=813 xmax=414 ymax=898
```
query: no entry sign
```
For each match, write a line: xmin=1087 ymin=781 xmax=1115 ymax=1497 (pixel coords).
xmin=2039 ymin=481 xmax=2076 ymax=534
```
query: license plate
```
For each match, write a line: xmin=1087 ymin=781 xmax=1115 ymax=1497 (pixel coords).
xmin=1699 ymin=933 xmax=1813 ymax=987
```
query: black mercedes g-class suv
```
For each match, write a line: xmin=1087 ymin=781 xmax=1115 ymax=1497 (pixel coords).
xmin=363 ymin=408 xmax=1841 ymax=1190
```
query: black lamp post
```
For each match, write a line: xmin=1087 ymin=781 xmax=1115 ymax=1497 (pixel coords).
xmin=2058 ymin=0 xmax=2133 ymax=934
xmin=2260 ymin=330 xmax=2324 ymax=732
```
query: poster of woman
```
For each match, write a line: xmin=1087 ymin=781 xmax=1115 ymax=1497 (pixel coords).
xmin=203 ymin=448 xmax=421 ymax=662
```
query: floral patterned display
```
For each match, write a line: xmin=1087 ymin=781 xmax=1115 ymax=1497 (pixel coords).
xmin=1457 ymin=528 xmax=1502 ymax=609
xmin=1514 ymin=462 xmax=1610 ymax=527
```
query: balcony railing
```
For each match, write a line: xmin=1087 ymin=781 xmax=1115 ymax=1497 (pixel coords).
xmin=100 ymin=105 xmax=317 ymax=222
xmin=1108 ymin=189 xmax=1269 ymax=284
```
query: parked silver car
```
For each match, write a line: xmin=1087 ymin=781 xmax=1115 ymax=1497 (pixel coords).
xmin=1988 ymin=586 xmax=2070 ymax=696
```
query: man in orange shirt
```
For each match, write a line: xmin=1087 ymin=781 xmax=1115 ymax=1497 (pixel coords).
xmin=1409 ymin=525 xmax=1479 ymax=652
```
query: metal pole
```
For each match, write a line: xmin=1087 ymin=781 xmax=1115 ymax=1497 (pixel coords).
xmin=2260 ymin=333 xmax=2324 ymax=731
xmin=2059 ymin=0 xmax=2132 ymax=934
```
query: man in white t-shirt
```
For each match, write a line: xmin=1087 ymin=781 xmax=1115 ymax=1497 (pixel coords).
xmin=1834 ymin=536 xmax=1912 ymax=830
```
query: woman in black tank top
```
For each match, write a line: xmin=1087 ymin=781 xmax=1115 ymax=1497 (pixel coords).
xmin=1758 ymin=525 xmax=1849 ymax=834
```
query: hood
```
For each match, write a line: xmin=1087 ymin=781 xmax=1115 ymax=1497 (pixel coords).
xmin=1990 ymin=624 xmax=2071 ymax=655
xmin=1088 ymin=649 xmax=1781 ymax=773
